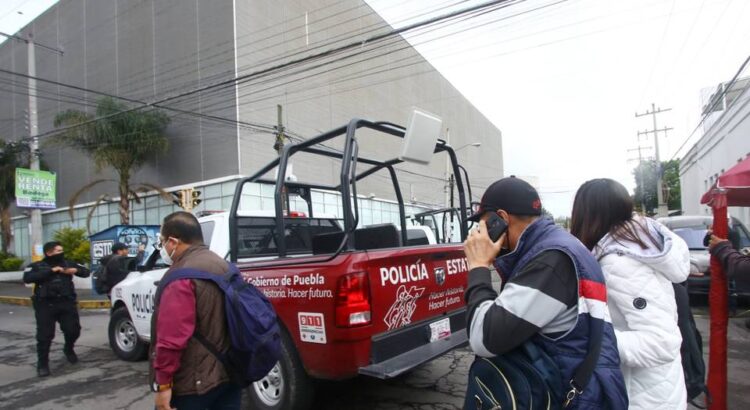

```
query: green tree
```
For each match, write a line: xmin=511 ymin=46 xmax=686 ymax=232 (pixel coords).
xmin=53 ymin=97 xmax=172 ymax=229
xmin=53 ymin=227 xmax=90 ymax=265
xmin=632 ymin=159 xmax=681 ymax=215
xmin=0 ymin=140 xmax=32 ymax=253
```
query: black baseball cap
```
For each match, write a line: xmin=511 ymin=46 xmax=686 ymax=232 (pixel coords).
xmin=468 ymin=176 xmax=542 ymax=222
xmin=111 ymin=242 xmax=128 ymax=253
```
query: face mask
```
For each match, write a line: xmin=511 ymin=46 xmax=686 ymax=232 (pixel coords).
xmin=46 ymin=252 xmax=65 ymax=265
xmin=160 ymin=239 xmax=176 ymax=265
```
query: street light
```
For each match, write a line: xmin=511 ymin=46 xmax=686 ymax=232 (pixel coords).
xmin=445 ymin=141 xmax=481 ymax=211
xmin=454 ymin=142 xmax=482 ymax=152
xmin=441 ymin=140 xmax=481 ymax=242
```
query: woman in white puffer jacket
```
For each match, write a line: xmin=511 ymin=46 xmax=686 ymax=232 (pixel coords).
xmin=570 ymin=179 xmax=690 ymax=410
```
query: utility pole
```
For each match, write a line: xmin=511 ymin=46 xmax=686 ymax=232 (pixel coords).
xmin=0 ymin=31 xmax=63 ymax=261
xmin=635 ymin=103 xmax=673 ymax=217
xmin=627 ymin=145 xmax=652 ymax=214
xmin=274 ymin=104 xmax=288 ymax=214
xmin=444 ymin=129 xmax=451 ymax=209
xmin=27 ymin=33 xmax=43 ymax=262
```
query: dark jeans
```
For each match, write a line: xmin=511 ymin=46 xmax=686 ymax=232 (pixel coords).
xmin=170 ymin=383 xmax=242 ymax=410
xmin=32 ymin=297 xmax=81 ymax=364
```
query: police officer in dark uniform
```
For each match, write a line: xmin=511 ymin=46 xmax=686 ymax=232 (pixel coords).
xmin=23 ymin=241 xmax=90 ymax=377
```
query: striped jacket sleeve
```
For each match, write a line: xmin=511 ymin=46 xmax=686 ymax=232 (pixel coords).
xmin=464 ymin=250 xmax=578 ymax=357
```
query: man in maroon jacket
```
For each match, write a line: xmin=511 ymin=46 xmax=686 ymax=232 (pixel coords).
xmin=709 ymin=233 xmax=750 ymax=278
xmin=709 ymin=233 xmax=750 ymax=329
xmin=150 ymin=211 xmax=240 ymax=410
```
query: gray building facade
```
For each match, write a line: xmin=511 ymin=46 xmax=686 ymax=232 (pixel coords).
xmin=1 ymin=0 xmax=503 ymax=261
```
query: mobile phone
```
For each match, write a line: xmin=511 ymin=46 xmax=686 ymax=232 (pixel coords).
xmin=486 ymin=213 xmax=508 ymax=242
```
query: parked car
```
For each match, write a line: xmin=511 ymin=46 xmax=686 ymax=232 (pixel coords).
xmin=657 ymin=215 xmax=750 ymax=302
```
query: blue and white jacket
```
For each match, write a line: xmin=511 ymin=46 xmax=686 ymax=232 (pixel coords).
xmin=466 ymin=217 xmax=628 ymax=409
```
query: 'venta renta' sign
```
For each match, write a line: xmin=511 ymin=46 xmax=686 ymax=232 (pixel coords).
xmin=15 ymin=168 xmax=56 ymax=209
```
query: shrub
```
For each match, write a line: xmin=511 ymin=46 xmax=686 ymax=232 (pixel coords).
xmin=0 ymin=251 xmax=24 ymax=271
xmin=52 ymin=227 xmax=91 ymax=265
xmin=0 ymin=256 xmax=23 ymax=271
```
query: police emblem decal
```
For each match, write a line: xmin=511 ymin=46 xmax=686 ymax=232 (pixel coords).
xmin=435 ymin=267 xmax=446 ymax=286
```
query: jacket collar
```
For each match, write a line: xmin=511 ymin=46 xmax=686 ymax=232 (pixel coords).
xmin=171 ymin=244 xmax=209 ymax=266
xmin=494 ymin=217 xmax=553 ymax=276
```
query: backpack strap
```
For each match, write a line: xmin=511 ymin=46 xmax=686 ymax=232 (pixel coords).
xmin=154 ymin=264 xmax=241 ymax=304
xmin=192 ymin=331 xmax=228 ymax=365
xmin=154 ymin=264 xmax=243 ymax=377
xmin=563 ymin=318 xmax=603 ymax=407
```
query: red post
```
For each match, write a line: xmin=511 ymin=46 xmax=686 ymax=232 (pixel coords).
xmin=708 ymin=200 xmax=728 ymax=410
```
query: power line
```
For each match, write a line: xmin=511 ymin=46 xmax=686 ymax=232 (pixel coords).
xmin=6 ymin=0 xmax=571 ymax=138
xmin=28 ymin=0 xmax=520 ymax=140
xmin=176 ymin=0 xmax=558 ymax=117
xmin=670 ymin=53 xmax=750 ymax=160
xmin=0 ymin=67 xmax=278 ymax=134
xmin=152 ymin=0 xmax=523 ymax=114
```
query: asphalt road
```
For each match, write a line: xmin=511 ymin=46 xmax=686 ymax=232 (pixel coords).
xmin=1 ymin=303 xmax=749 ymax=410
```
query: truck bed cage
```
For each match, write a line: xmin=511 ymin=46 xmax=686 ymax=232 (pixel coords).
xmin=229 ymin=119 xmax=469 ymax=261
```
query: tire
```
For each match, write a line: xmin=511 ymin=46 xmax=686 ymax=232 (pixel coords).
xmin=245 ymin=329 xmax=314 ymax=410
xmin=108 ymin=306 xmax=148 ymax=361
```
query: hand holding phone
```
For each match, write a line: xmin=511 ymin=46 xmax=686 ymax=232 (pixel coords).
xmin=485 ymin=212 xmax=508 ymax=242
xmin=464 ymin=216 xmax=506 ymax=270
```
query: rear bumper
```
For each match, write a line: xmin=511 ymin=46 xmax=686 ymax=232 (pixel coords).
xmin=359 ymin=308 xmax=467 ymax=379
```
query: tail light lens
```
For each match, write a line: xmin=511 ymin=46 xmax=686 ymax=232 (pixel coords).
xmin=335 ymin=272 xmax=371 ymax=327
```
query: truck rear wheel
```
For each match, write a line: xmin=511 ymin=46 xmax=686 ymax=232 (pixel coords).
xmin=246 ymin=329 xmax=314 ymax=410
xmin=108 ymin=306 xmax=148 ymax=361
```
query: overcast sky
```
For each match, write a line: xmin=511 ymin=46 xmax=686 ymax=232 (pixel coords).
xmin=367 ymin=0 xmax=750 ymax=217
xmin=3 ymin=0 xmax=749 ymax=217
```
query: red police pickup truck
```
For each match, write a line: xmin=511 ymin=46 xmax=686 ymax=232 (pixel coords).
xmin=230 ymin=118 xmax=475 ymax=410
xmin=107 ymin=116 xmax=473 ymax=409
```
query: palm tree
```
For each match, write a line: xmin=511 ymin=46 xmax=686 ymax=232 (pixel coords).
xmin=0 ymin=140 xmax=31 ymax=253
xmin=53 ymin=97 xmax=172 ymax=228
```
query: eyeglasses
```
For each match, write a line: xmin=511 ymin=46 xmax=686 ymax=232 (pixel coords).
xmin=155 ymin=237 xmax=179 ymax=250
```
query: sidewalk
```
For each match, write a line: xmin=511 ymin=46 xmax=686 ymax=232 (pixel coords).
xmin=0 ymin=281 xmax=110 ymax=309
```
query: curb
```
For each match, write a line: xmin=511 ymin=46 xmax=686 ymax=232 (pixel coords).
xmin=0 ymin=296 xmax=111 ymax=310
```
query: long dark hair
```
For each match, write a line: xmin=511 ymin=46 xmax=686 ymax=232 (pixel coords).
xmin=570 ymin=179 xmax=659 ymax=251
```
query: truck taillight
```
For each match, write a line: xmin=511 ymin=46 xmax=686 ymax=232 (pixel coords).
xmin=283 ymin=211 xmax=307 ymax=218
xmin=335 ymin=272 xmax=371 ymax=327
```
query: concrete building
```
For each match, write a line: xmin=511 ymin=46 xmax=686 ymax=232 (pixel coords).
xmin=680 ymin=77 xmax=750 ymax=226
xmin=0 ymin=0 xmax=503 ymax=261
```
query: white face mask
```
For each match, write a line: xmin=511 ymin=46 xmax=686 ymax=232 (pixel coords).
xmin=160 ymin=238 xmax=177 ymax=265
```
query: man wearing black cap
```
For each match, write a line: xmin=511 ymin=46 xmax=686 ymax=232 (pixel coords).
xmin=463 ymin=176 xmax=627 ymax=408
xmin=102 ymin=242 xmax=135 ymax=294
